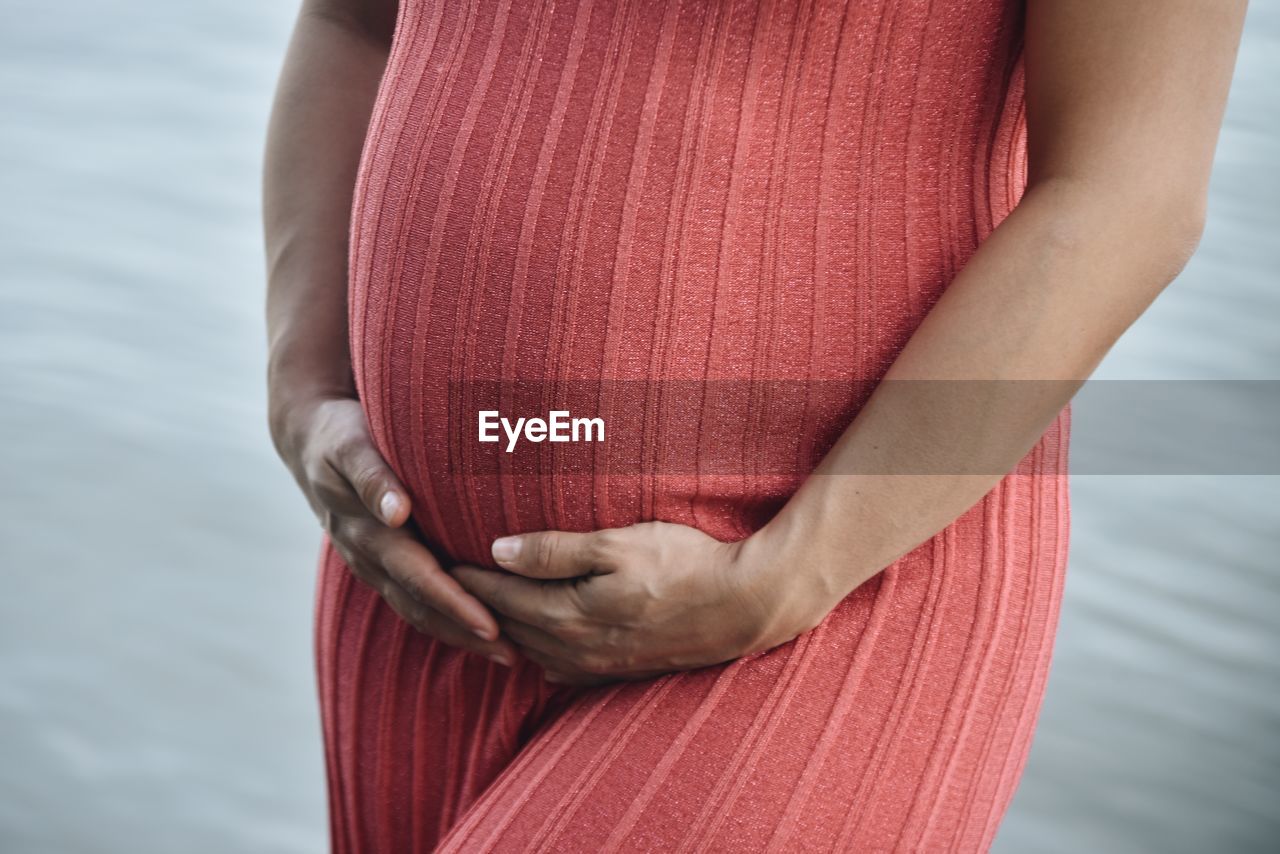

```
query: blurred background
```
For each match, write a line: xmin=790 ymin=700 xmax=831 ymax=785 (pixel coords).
xmin=1 ymin=2 xmax=1276 ymax=852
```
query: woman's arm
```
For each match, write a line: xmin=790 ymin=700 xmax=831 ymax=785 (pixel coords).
xmin=264 ymin=0 xmax=519 ymax=666
xmin=452 ymin=0 xmax=1249 ymax=684
xmin=264 ymin=0 xmax=395 ymax=412
xmin=737 ymin=0 xmax=1252 ymax=640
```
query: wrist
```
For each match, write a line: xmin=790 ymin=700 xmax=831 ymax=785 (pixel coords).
xmin=730 ymin=518 xmax=848 ymax=653
xmin=266 ymin=306 xmax=355 ymax=400
xmin=266 ymin=364 xmax=355 ymax=459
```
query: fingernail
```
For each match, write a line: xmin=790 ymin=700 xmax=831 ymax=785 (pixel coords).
xmin=472 ymin=624 xmax=497 ymax=642
xmin=379 ymin=491 xmax=403 ymax=524
xmin=488 ymin=652 xmax=514 ymax=668
xmin=491 ymin=536 xmax=522 ymax=564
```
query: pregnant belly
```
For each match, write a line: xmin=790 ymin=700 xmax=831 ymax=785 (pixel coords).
xmin=347 ymin=212 xmax=871 ymax=566
xmin=349 ymin=271 xmax=863 ymax=566
xmin=344 ymin=23 xmax=921 ymax=567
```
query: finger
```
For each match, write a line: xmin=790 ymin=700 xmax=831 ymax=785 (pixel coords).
xmin=555 ymin=670 xmax=649 ymax=687
xmin=308 ymin=457 xmax=371 ymax=520
xmin=328 ymin=514 xmax=502 ymax=642
xmin=495 ymin=613 xmax=580 ymax=661
xmin=544 ymin=669 xmax=614 ymax=688
xmin=492 ymin=613 xmax=623 ymax=683
xmin=544 ymin=661 xmax=672 ymax=686
xmin=337 ymin=538 xmax=521 ymax=665
xmin=381 ymin=533 xmax=503 ymax=641
xmin=327 ymin=530 xmax=385 ymax=590
xmin=377 ymin=578 xmax=521 ymax=667
xmin=490 ymin=529 xmax=608 ymax=579
xmin=452 ymin=563 xmax=582 ymax=629
xmin=331 ymin=438 xmax=412 ymax=526
xmin=530 ymin=648 xmax=664 ymax=687
xmin=501 ymin=640 xmax=591 ymax=681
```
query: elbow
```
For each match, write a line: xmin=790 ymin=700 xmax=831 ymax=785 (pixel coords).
xmin=1149 ymin=190 xmax=1208 ymax=281
xmin=1095 ymin=180 xmax=1208 ymax=284
xmin=1027 ymin=175 xmax=1208 ymax=280
xmin=1031 ymin=174 xmax=1209 ymax=282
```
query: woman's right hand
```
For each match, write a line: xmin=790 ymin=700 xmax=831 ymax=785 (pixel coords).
xmin=270 ymin=394 xmax=520 ymax=667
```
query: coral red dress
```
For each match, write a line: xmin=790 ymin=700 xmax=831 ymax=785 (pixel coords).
xmin=317 ymin=0 xmax=1070 ymax=849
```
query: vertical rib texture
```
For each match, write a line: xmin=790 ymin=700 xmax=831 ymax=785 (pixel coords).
xmin=318 ymin=0 xmax=1070 ymax=850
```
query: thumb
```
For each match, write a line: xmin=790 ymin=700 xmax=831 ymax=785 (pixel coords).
xmin=490 ymin=530 xmax=602 ymax=579
xmin=333 ymin=439 xmax=412 ymax=527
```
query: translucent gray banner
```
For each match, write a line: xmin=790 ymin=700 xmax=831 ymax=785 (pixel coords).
xmin=430 ymin=379 xmax=1280 ymax=475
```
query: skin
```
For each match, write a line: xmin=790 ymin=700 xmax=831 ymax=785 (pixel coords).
xmin=265 ymin=0 xmax=519 ymax=667
xmin=265 ymin=0 xmax=1248 ymax=685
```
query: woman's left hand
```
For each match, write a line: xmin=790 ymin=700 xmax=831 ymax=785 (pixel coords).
xmin=450 ymin=521 xmax=823 ymax=686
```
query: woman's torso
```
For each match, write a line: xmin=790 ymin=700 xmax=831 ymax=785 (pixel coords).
xmin=348 ymin=0 xmax=1036 ymax=565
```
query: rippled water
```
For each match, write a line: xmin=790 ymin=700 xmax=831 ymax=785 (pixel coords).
xmin=1 ymin=3 xmax=1276 ymax=852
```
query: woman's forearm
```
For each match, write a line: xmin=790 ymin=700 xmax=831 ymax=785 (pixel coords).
xmin=263 ymin=4 xmax=392 ymax=422
xmin=736 ymin=0 xmax=1246 ymax=644
xmin=259 ymin=3 xmax=524 ymax=660
xmin=743 ymin=175 xmax=1206 ymax=631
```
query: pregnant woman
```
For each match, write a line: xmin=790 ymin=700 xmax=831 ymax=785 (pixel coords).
xmin=263 ymin=0 xmax=1245 ymax=850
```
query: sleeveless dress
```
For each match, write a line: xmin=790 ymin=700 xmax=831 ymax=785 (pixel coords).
xmin=316 ymin=0 xmax=1071 ymax=850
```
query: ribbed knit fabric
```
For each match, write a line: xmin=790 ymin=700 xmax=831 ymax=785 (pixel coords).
xmin=317 ymin=0 xmax=1071 ymax=850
